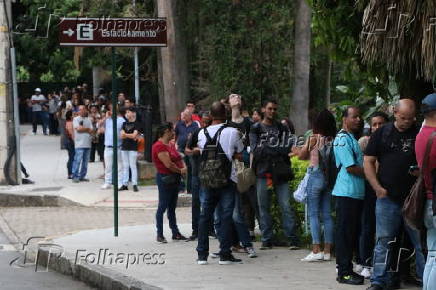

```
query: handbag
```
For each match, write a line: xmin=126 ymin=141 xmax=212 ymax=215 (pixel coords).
xmin=402 ymin=131 xmax=436 ymax=230
xmin=235 ymin=160 xmax=256 ymax=193
xmin=293 ymin=171 xmax=310 ymax=203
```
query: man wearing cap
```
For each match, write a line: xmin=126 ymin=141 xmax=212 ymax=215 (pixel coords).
xmin=416 ymin=93 xmax=436 ymax=290
xmin=31 ymin=88 xmax=49 ymax=135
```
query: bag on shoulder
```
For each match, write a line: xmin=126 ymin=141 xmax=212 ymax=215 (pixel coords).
xmin=318 ymin=139 xmax=338 ymax=190
xmin=403 ymin=131 xmax=436 ymax=230
xmin=235 ymin=160 xmax=256 ymax=193
xmin=293 ymin=171 xmax=309 ymax=203
xmin=199 ymin=125 xmax=232 ymax=189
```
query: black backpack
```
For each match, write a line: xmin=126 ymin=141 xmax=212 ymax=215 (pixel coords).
xmin=199 ymin=125 xmax=232 ymax=189
xmin=318 ymin=139 xmax=338 ymax=190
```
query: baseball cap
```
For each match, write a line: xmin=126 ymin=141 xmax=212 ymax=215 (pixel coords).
xmin=35 ymin=88 xmax=41 ymax=93
xmin=422 ymin=93 xmax=436 ymax=113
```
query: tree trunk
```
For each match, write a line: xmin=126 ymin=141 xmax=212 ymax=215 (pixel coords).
xmin=325 ymin=56 xmax=332 ymax=108
xmin=290 ymin=0 xmax=311 ymax=135
xmin=92 ymin=66 xmax=104 ymax=97
xmin=156 ymin=0 xmax=189 ymax=123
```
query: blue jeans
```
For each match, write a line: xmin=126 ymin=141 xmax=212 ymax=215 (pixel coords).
xmin=32 ymin=111 xmax=49 ymax=134
xmin=72 ymin=148 xmax=90 ymax=180
xmin=197 ymin=182 xmax=236 ymax=256
xmin=371 ymin=197 xmax=425 ymax=286
xmin=121 ymin=151 xmax=138 ymax=186
xmin=256 ymin=178 xmax=298 ymax=243
xmin=306 ymin=167 xmax=334 ymax=245
xmin=215 ymin=192 xmax=253 ymax=248
xmin=424 ymin=200 xmax=436 ymax=290
xmin=155 ymin=173 xmax=181 ymax=237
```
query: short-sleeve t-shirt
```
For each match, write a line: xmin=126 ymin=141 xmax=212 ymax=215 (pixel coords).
xmin=31 ymin=94 xmax=46 ymax=112
xmin=73 ymin=116 xmax=93 ymax=148
xmin=415 ymin=125 xmax=436 ymax=198
xmin=197 ymin=124 xmax=244 ymax=183
xmin=365 ymin=123 xmax=419 ymax=202
xmin=104 ymin=117 xmax=125 ymax=147
xmin=175 ymin=120 xmax=199 ymax=153
xmin=152 ymin=140 xmax=184 ymax=174
xmin=121 ymin=121 xmax=142 ymax=151
xmin=332 ymin=130 xmax=365 ymax=200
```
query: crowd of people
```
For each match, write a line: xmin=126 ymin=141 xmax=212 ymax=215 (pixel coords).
xmin=28 ymin=85 xmax=143 ymax=191
xmin=27 ymin=85 xmax=436 ymax=289
xmin=150 ymin=93 xmax=436 ymax=290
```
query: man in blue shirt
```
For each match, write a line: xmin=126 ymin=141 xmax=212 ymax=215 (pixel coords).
xmin=175 ymin=110 xmax=199 ymax=194
xmin=333 ymin=106 xmax=365 ymax=285
xmin=100 ymin=107 xmax=126 ymax=189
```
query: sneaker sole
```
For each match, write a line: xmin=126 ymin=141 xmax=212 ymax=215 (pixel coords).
xmin=248 ymin=254 xmax=257 ymax=258
xmin=218 ymin=261 xmax=243 ymax=265
xmin=197 ymin=261 xmax=208 ymax=265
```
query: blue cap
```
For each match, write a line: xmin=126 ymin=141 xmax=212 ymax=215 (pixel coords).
xmin=422 ymin=93 xmax=436 ymax=113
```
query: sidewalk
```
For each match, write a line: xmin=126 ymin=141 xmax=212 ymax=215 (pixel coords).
xmin=0 ymin=125 xmax=189 ymax=208
xmin=43 ymin=225 xmax=418 ymax=290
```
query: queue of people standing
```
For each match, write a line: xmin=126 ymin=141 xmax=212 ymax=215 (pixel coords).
xmin=150 ymin=94 xmax=436 ymax=290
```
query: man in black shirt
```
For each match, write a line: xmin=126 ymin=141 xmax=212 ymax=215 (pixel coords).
xmin=364 ymin=99 xmax=425 ymax=290
xmin=120 ymin=107 xmax=142 ymax=192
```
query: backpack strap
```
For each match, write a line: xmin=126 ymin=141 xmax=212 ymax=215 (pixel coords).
xmin=204 ymin=128 xmax=213 ymax=143
xmin=211 ymin=124 xmax=227 ymax=144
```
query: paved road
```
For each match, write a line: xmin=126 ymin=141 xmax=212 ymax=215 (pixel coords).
xmin=0 ymin=228 xmax=93 ymax=290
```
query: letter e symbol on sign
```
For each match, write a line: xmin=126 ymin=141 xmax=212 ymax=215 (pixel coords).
xmin=77 ymin=24 xmax=93 ymax=40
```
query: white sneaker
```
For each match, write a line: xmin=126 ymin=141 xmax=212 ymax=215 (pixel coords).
xmin=101 ymin=183 xmax=111 ymax=190
xmin=245 ymin=247 xmax=257 ymax=258
xmin=323 ymin=253 xmax=331 ymax=261
xmin=355 ymin=264 xmax=364 ymax=273
xmin=360 ymin=267 xmax=372 ymax=279
xmin=301 ymin=252 xmax=324 ymax=262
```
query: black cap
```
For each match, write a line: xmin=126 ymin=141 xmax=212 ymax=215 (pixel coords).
xmin=422 ymin=93 xmax=436 ymax=113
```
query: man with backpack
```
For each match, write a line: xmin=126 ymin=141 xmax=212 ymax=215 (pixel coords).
xmin=249 ymin=98 xmax=299 ymax=250
xmin=333 ymin=106 xmax=366 ymax=286
xmin=196 ymin=101 xmax=244 ymax=265
xmin=365 ymin=99 xmax=425 ymax=290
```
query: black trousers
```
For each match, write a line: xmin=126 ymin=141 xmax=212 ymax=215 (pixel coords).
xmin=336 ymin=196 xmax=363 ymax=276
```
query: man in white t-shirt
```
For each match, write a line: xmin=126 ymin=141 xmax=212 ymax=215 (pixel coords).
xmin=72 ymin=105 xmax=93 ymax=182
xmin=30 ymin=88 xmax=49 ymax=135
xmin=196 ymin=101 xmax=244 ymax=265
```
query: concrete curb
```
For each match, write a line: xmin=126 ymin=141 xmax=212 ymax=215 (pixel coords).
xmin=0 ymin=193 xmax=83 ymax=207
xmin=37 ymin=248 xmax=162 ymax=290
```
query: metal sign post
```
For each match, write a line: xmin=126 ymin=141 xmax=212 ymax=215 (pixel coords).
xmin=59 ymin=17 xmax=167 ymax=237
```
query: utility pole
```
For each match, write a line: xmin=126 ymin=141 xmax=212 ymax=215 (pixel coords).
xmin=133 ymin=0 xmax=140 ymax=104
xmin=0 ymin=0 xmax=19 ymax=185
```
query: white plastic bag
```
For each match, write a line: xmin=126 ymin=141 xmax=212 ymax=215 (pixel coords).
xmin=293 ymin=172 xmax=310 ymax=203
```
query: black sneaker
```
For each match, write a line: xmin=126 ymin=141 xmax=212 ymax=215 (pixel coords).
xmin=219 ymin=254 xmax=243 ymax=265
xmin=288 ymin=239 xmax=301 ymax=250
xmin=337 ymin=273 xmax=364 ymax=285
xmin=185 ymin=234 xmax=197 ymax=242
xmin=133 ymin=185 xmax=139 ymax=192
xmin=79 ymin=178 xmax=90 ymax=182
xmin=119 ymin=185 xmax=128 ymax=191
xmin=156 ymin=236 xmax=167 ymax=243
xmin=366 ymin=284 xmax=384 ymax=290
xmin=172 ymin=233 xmax=187 ymax=240
xmin=260 ymin=241 xmax=272 ymax=250
xmin=210 ymin=252 xmax=220 ymax=258
xmin=197 ymin=254 xmax=208 ymax=265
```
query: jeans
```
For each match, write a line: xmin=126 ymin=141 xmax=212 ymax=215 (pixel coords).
xmin=371 ymin=197 xmax=425 ymax=286
xmin=197 ymin=182 xmax=236 ymax=257
xmin=335 ymin=196 xmax=363 ymax=277
xmin=215 ymin=192 xmax=253 ymax=248
xmin=32 ymin=111 xmax=49 ymax=134
xmin=121 ymin=150 xmax=138 ymax=186
xmin=424 ymin=200 xmax=436 ymax=290
xmin=191 ymin=174 xmax=200 ymax=235
xmin=65 ymin=138 xmax=75 ymax=177
xmin=104 ymin=147 xmax=123 ymax=185
xmin=72 ymin=148 xmax=90 ymax=180
xmin=49 ymin=113 xmax=58 ymax=135
xmin=257 ymin=178 xmax=298 ymax=243
xmin=155 ymin=173 xmax=181 ymax=237
xmin=183 ymin=155 xmax=192 ymax=193
xmin=359 ymin=182 xmax=376 ymax=266
xmin=306 ymin=167 xmax=334 ymax=245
